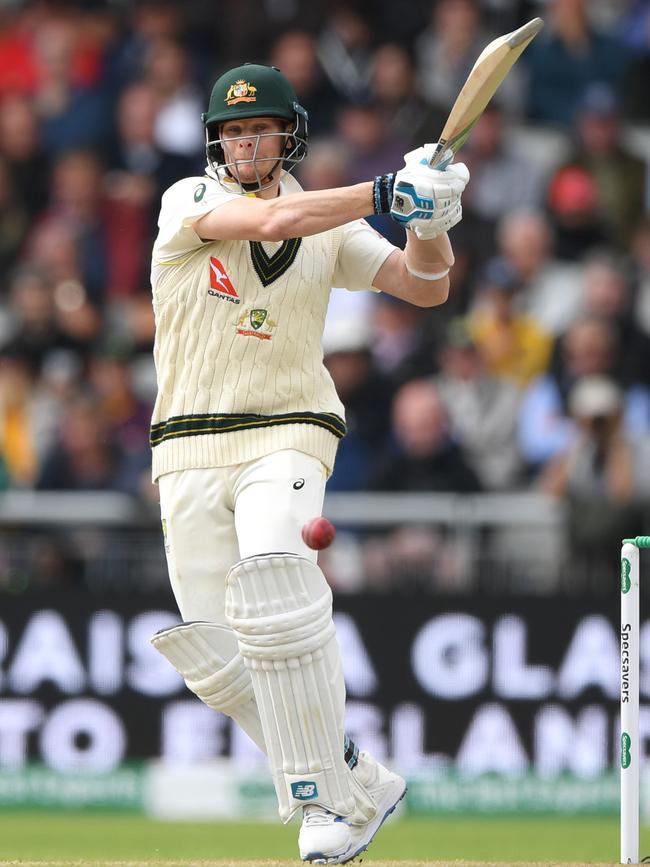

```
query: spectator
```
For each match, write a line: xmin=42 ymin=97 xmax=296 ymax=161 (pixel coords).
xmin=416 ymin=0 xmax=483 ymax=112
xmin=28 ymin=150 xmax=108 ymax=306
xmin=556 ymin=84 xmax=646 ymax=247
xmin=496 ymin=208 xmax=583 ymax=336
xmin=323 ymin=319 xmax=393 ymax=492
xmin=525 ymin=0 xmax=628 ymax=127
xmin=31 ymin=148 xmax=151 ymax=305
xmin=468 ymin=258 xmax=552 ymax=387
xmin=335 ymin=101 xmax=410 ymax=185
xmin=0 ymin=4 xmax=41 ymax=97
xmin=0 ymin=95 xmax=50 ymax=219
xmin=317 ymin=7 xmax=374 ymax=104
xmin=36 ymin=391 xmax=124 ymax=491
xmin=118 ymin=292 xmax=156 ymax=358
xmin=297 ymin=138 xmax=353 ymax=192
xmin=0 ymin=156 xmax=29 ymax=285
xmin=462 ymin=103 xmax=545 ymax=226
xmin=546 ymin=165 xmax=612 ymax=261
xmin=335 ymin=101 xmax=409 ymax=245
xmin=571 ymin=253 xmax=650 ymax=386
xmin=0 ymin=351 xmax=59 ymax=487
xmin=434 ymin=318 xmax=523 ymax=489
xmin=519 ymin=317 xmax=650 ymax=473
xmin=631 ymin=218 xmax=650 ymax=336
xmin=143 ymin=37 xmax=204 ymax=162
xmin=87 ymin=347 xmax=154 ymax=500
xmin=370 ymin=293 xmax=438 ymax=389
xmin=269 ymin=30 xmax=340 ymax=136
xmin=368 ymin=376 xmax=480 ymax=589
xmin=368 ymin=43 xmax=429 ymax=142
xmin=87 ymin=348 xmax=152 ymax=458
xmin=619 ymin=0 xmax=650 ymax=121
xmin=112 ymin=0 xmax=187 ymax=86
xmin=335 ymin=101 xmax=409 ymax=244
xmin=416 ymin=0 xmax=523 ymax=128
xmin=108 ymin=81 xmax=170 ymax=208
xmin=22 ymin=221 xmax=102 ymax=359
xmin=31 ymin=15 xmax=113 ymax=156
xmin=2 ymin=265 xmax=75 ymax=369
xmin=540 ymin=375 xmax=650 ymax=589
xmin=371 ymin=379 xmax=481 ymax=492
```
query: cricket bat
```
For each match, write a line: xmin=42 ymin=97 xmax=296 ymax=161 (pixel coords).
xmin=428 ymin=17 xmax=544 ymax=170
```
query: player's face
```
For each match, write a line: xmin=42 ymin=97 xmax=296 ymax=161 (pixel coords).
xmin=220 ymin=117 xmax=289 ymax=183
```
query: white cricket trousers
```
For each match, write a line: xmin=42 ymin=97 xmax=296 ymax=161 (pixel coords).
xmin=158 ymin=449 xmax=327 ymax=624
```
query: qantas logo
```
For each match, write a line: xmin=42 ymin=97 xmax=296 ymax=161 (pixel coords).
xmin=208 ymin=257 xmax=240 ymax=304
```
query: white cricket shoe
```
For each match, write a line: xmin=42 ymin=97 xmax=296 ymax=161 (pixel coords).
xmin=298 ymin=752 xmax=406 ymax=864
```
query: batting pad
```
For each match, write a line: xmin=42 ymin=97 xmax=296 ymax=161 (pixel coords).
xmin=151 ymin=621 xmax=267 ymax=752
xmin=225 ymin=553 xmax=376 ymax=824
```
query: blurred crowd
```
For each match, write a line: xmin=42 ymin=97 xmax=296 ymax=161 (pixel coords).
xmin=1 ymin=0 xmax=650 ymax=583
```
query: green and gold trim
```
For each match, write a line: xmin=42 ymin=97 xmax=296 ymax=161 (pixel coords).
xmin=249 ymin=237 xmax=301 ymax=287
xmin=150 ymin=410 xmax=346 ymax=447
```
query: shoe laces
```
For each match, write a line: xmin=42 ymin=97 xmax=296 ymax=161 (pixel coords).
xmin=302 ymin=804 xmax=339 ymax=827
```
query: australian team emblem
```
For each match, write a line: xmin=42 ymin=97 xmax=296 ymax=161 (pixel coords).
xmin=236 ymin=308 xmax=276 ymax=340
xmin=225 ymin=79 xmax=258 ymax=105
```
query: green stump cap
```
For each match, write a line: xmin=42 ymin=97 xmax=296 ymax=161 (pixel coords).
xmin=623 ymin=536 xmax=650 ymax=548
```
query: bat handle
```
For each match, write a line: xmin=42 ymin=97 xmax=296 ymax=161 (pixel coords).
xmin=428 ymin=144 xmax=453 ymax=170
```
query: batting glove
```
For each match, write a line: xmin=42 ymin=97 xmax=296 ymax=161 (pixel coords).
xmin=390 ymin=154 xmax=469 ymax=239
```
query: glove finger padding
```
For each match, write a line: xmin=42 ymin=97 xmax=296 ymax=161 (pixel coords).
xmin=402 ymin=144 xmax=471 ymax=189
xmin=390 ymin=161 xmax=468 ymax=232
xmin=402 ymin=144 xmax=438 ymax=166
xmin=410 ymin=201 xmax=463 ymax=240
xmin=447 ymin=161 xmax=470 ymax=186
xmin=404 ymin=161 xmax=469 ymax=199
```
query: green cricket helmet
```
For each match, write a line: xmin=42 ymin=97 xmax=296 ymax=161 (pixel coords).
xmin=202 ymin=63 xmax=308 ymax=190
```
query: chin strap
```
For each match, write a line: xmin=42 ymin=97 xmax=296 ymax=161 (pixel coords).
xmin=221 ymin=158 xmax=282 ymax=193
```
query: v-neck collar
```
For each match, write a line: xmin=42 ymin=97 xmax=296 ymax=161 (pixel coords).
xmin=249 ymin=237 xmax=302 ymax=287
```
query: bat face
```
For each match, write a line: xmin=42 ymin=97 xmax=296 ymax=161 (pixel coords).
xmin=429 ymin=17 xmax=544 ymax=169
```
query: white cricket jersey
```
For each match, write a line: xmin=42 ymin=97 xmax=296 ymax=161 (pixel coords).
xmin=149 ymin=170 xmax=396 ymax=481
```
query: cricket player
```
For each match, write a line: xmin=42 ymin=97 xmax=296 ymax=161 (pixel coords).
xmin=149 ymin=63 xmax=468 ymax=863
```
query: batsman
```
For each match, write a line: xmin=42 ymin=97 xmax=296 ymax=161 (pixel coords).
xmin=148 ymin=62 xmax=468 ymax=863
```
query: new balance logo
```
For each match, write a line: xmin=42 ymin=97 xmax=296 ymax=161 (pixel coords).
xmin=208 ymin=256 xmax=240 ymax=304
xmin=291 ymin=781 xmax=318 ymax=800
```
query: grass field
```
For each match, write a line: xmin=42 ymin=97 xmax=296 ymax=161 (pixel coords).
xmin=0 ymin=813 xmax=645 ymax=865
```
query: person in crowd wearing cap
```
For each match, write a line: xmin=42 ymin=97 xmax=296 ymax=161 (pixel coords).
xmin=145 ymin=62 xmax=470 ymax=863
xmin=546 ymin=165 xmax=611 ymax=261
xmin=434 ymin=318 xmax=523 ymax=490
xmin=540 ymin=374 xmax=650 ymax=590
xmin=518 ymin=316 xmax=650 ymax=475
xmin=321 ymin=318 xmax=393 ymax=492
xmin=468 ymin=256 xmax=552 ymax=388
xmin=555 ymin=83 xmax=646 ymax=248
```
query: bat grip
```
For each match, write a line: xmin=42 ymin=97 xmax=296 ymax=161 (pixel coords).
xmin=428 ymin=145 xmax=453 ymax=170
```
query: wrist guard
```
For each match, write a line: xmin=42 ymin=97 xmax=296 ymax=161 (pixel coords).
xmin=372 ymin=173 xmax=395 ymax=215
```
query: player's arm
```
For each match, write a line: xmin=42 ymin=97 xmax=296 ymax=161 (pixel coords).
xmin=372 ymin=232 xmax=454 ymax=307
xmin=371 ymin=150 xmax=468 ymax=306
xmin=193 ymin=183 xmax=377 ymax=242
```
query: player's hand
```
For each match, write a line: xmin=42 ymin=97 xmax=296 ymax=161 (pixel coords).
xmin=389 ymin=155 xmax=469 ymax=239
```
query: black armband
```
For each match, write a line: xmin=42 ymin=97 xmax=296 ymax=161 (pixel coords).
xmin=372 ymin=173 xmax=395 ymax=215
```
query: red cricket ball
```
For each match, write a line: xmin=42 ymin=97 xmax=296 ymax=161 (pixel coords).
xmin=301 ymin=516 xmax=336 ymax=550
